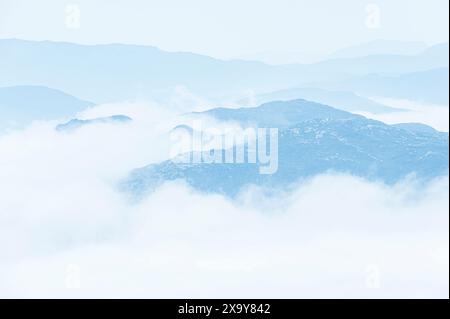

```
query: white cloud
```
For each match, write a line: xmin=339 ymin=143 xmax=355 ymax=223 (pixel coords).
xmin=357 ymin=97 xmax=449 ymax=132
xmin=0 ymin=102 xmax=448 ymax=298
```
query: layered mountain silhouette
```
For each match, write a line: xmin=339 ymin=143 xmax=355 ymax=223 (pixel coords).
xmin=327 ymin=40 xmax=428 ymax=59
xmin=1 ymin=39 xmax=447 ymax=104
xmin=240 ymin=87 xmax=403 ymax=113
xmin=123 ymin=99 xmax=449 ymax=197
xmin=324 ymin=67 xmax=449 ymax=105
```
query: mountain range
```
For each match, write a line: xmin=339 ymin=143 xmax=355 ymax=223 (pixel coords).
xmin=1 ymin=39 xmax=448 ymax=104
xmin=123 ymin=99 xmax=449 ymax=198
xmin=327 ymin=40 xmax=428 ymax=59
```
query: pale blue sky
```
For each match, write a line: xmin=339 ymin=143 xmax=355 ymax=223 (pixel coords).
xmin=0 ymin=0 xmax=448 ymax=62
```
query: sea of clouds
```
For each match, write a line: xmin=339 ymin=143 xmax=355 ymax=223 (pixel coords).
xmin=0 ymin=101 xmax=448 ymax=298
xmin=357 ymin=97 xmax=450 ymax=132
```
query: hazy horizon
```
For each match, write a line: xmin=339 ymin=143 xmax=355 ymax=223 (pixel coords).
xmin=1 ymin=0 xmax=448 ymax=64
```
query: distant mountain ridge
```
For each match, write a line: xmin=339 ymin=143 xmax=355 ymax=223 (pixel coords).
xmin=195 ymin=99 xmax=363 ymax=128
xmin=123 ymin=99 xmax=449 ymax=198
xmin=0 ymin=85 xmax=94 ymax=132
xmin=241 ymin=87 xmax=404 ymax=113
xmin=328 ymin=40 xmax=428 ymax=59
xmin=331 ymin=67 xmax=449 ymax=105
xmin=1 ymin=39 xmax=448 ymax=104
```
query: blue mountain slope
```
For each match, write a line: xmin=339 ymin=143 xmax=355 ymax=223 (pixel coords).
xmin=196 ymin=99 xmax=362 ymax=128
xmin=123 ymin=100 xmax=449 ymax=197
xmin=0 ymin=85 xmax=94 ymax=131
